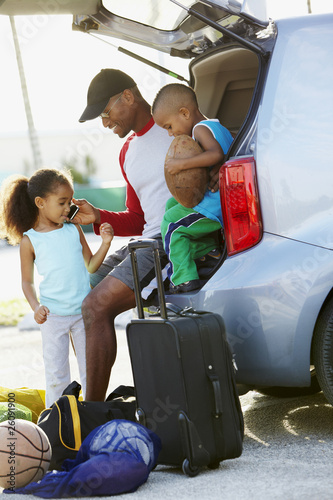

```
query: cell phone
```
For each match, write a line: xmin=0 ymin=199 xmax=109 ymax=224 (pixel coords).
xmin=68 ymin=204 xmax=79 ymax=221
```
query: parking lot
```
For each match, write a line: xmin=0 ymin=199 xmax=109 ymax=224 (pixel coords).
xmin=1 ymin=235 xmax=333 ymax=499
xmin=0 ymin=321 xmax=333 ymax=499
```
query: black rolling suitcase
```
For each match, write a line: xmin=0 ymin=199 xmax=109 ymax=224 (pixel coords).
xmin=126 ymin=239 xmax=244 ymax=476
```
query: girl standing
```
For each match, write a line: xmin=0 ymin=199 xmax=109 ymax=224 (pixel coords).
xmin=0 ymin=168 xmax=113 ymax=407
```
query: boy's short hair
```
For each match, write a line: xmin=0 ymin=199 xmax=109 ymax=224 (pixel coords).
xmin=152 ymin=83 xmax=198 ymax=114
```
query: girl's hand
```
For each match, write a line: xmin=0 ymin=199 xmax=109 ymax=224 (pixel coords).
xmin=100 ymin=223 xmax=114 ymax=245
xmin=165 ymin=158 xmax=185 ymax=175
xmin=34 ymin=305 xmax=49 ymax=325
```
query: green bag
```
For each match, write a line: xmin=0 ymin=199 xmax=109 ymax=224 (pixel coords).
xmin=0 ymin=401 xmax=32 ymax=422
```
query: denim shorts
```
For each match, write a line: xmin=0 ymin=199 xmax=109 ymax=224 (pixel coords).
xmin=89 ymin=236 xmax=168 ymax=293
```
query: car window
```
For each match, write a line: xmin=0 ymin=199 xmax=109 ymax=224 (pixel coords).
xmin=102 ymin=0 xmax=192 ymax=30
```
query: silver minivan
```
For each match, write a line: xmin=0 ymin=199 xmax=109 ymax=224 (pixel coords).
xmin=2 ymin=1 xmax=333 ymax=404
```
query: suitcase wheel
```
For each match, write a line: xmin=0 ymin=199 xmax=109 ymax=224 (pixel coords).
xmin=182 ymin=459 xmax=200 ymax=477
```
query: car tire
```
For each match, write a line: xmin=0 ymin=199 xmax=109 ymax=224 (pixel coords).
xmin=256 ymin=369 xmax=321 ymax=398
xmin=312 ymin=299 xmax=333 ymax=406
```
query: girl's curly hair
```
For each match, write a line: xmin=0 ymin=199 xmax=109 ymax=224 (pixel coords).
xmin=0 ymin=168 xmax=73 ymax=245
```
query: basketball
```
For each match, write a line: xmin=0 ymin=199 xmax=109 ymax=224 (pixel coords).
xmin=0 ymin=419 xmax=51 ymax=490
xmin=164 ymin=135 xmax=208 ymax=208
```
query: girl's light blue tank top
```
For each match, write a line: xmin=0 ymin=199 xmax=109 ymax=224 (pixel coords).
xmin=24 ymin=224 xmax=91 ymax=316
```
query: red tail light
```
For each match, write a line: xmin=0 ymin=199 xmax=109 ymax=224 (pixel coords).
xmin=220 ymin=156 xmax=262 ymax=256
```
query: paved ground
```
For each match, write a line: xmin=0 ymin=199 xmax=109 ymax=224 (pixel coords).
xmin=1 ymin=236 xmax=333 ymax=498
xmin=0 ymin=322 xmax=333 ymax=499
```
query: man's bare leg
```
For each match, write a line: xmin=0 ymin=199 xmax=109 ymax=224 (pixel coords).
xmin=82 ymin=275 xmax=136 ymax=401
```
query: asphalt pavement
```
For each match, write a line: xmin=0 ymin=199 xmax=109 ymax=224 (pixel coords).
xmin=0 ymin=322 xmax=333 ymax=500
xmin=1 ymin=236 xmax=333 ymax=499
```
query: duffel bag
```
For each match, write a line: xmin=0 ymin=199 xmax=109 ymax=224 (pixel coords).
xmin=37 ymin=381 xmax=136 ymax=470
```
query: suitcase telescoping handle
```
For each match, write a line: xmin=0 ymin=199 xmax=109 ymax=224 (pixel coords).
xmin=128 ymin=239 xmax=168 ymax=320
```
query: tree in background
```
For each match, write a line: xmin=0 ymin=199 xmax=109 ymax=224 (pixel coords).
xmin=10 ymin=16 xmax=42 ymax=172
xmin=63 ymin=154 xmax=97 ymax=185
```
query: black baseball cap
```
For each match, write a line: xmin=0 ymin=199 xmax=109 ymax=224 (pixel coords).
xmin=79 ymin=69 xmax=136 ymax=122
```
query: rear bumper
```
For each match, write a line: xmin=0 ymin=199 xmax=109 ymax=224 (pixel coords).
xmin=169 ymin=233 xmax=333 ymax=387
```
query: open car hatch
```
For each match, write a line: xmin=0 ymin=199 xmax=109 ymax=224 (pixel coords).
xmin=73 ymin=0 xmax=271 ymax=58
xmin=0 ymin=1 xmax=273 ymax=58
